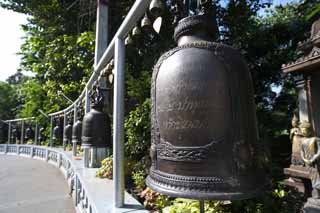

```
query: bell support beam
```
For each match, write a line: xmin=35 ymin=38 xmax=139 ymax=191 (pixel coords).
xmin=83 ymin=88 xmax=90 ymax=168
xmin=50 ymin=117 xmax=54 ymax=147
xmin=7 ymin=122 xmax=11 ymax=144
xmin=63 ymin=113 xmax=67 ymax=149
xmin=94 ymin=0 xmax=109 ymax=66
xmin=34 ymin=122 xmax=38 ymax=145
xmin=113 ymin=37 xmax=125 ymax=208
xmin=20 ymin=121 xmax=25 ymax=144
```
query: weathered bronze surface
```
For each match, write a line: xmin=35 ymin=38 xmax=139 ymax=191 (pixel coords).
xmin=147 ymin=15 xmax=267 ymax=200
xmin=72 ymin=118 xmax=82 ymax=145
xmin=81 ymin=89 xmax=111 ymax=148
xmin=63 ymin=122 xmax=72 ymax=145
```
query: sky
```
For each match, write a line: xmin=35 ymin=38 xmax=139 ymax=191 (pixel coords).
xmin=0 ymin=0 xmax=298 ymax=82
xmin=0 ymin=7 xmax=28 ymax=82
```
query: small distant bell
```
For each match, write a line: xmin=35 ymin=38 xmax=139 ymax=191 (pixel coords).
xmin=149 ymin=0 xmax=164 ymax=18
xmin=53 ymin=123 xmax=63 ymax=141
xmin=132 ymin=25 xmax=142 ymax=37
xmin=25 ymin=127 xmax=34 ymax=140
xmin=153 ymin=17 xmax=163 ymax=34
xmin=72 ymin=119 xmax=82 ymax=146
xmin=141 ymin=13 xmax=152 ymax=31
xmin=63 ymin=122 xmax=73 ymax=145
xmin=125 ymin=33 xmax=134 ymax=46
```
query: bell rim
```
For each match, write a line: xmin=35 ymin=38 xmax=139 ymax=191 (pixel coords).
xmin=146 ymin=175 xmax=266 ymax=200
xmin=146 ymin=170 xmax=268 ymax=200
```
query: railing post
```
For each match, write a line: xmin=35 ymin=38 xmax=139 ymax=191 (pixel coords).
xmin=94 ymin=0 xmax=109 ymax=66
xmin=46 ymin=149 xmax=49 ymax=161
xmin=20 ymin=120 xmax=25 ymax=144
xmin=50 ymin=117 xmax=54 ymax=147
xmin=30 ymin=146 xmax=34 ymax=158
xmin=83 ymin=88 xmax=90 ymax=168
xmin=7 ymin=122 xmax=11 ymax=144
xmin=63 ymin=112 xmax=67 ymax=150
xmin=34 ymin=122 xmax=38 ymax=145
xmin=85 ymin=88 xmax=91 ymax=114
xmin=73 ymin=106 xmax=77 ymax=156
xmin=113 ymin=37 xmax=125 ymax=208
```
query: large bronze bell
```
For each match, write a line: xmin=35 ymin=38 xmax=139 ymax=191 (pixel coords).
xmin=63 ymin=121 xmax=73 ymax=146
xmin=25 ymin=127 xmax=34 ymax=141
xmin=72 ymin=118 xmax=82 ymax=146
xmin=146 ymin=15 xmax=267 ymax=200
xmin=81 ymin=89 xmax=111 ymax=148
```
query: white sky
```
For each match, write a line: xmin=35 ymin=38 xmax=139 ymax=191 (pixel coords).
xmin=0 ymin=7 xmax=28 ymax=82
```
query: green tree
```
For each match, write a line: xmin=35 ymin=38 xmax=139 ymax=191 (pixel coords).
xmin=0 ymin=82 xmax=19 ymax=120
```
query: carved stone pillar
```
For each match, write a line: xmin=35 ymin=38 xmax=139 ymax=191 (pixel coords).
xmin=309 ymin=72 xmax=320 ymax=136
xmin=294 ymin=75 xmax=310 ymax=123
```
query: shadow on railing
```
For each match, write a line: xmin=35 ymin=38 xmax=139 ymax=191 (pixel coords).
xmin=0 ymin=144 xmax=147 ymax=213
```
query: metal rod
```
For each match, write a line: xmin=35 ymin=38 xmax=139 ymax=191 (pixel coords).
xmin=49 ymin=117 xmax=54 ymax=147
xmin=113 ymin=37 xmax=125 ymax=208
xmin=83 ymin=88 xmax=90 ymax=167
xmin=200 ymin=200 xmax=205 ymax=213
xmin=5 ymin=117 xmax=35 ymax=122
xmin=63 ymin=113 xmax=67 ymax=150
xmin=20 ymin=121 xmax=25 ymax=144
xmin=73 ymin=105 xmax=77 ymax=156
xmin=38 ymin=110 xmax=50 ymax=119
xmin=7 ymin=122 xmax=11 ymax=144
xmin=85 ymin=88 xmax=90 ymax=114
xmin=34 ymin=123 xmax=38 ymax=145
xmin=58 ymin=91 xmax=74 ymax=104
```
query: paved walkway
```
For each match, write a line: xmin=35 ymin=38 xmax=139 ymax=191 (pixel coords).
xmin=0 ymin=155 xmax=75 ymax=213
